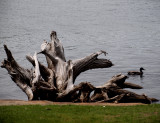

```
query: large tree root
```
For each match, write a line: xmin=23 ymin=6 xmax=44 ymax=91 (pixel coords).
xmin=1 ymin=31 xmax=159 ymax=104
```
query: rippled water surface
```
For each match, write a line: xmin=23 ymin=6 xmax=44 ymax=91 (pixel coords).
xmin=0 ymin=0 xmax=160 ymax=102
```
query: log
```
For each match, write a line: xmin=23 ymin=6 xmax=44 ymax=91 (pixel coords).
xmin=1 ymin=31 xmax=159 ymax=104
xmin=91 ymin=74 xmax=158 ymax=104
xmin=120 ymin=82 xmax=143 ymax=89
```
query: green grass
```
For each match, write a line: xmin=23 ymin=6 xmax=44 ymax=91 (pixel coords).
xmin=0 ymin=104 xmax=160 ymax=123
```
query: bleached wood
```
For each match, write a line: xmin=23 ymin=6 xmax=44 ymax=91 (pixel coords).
xmin=1 ymin=31 xmax=158 ymax=104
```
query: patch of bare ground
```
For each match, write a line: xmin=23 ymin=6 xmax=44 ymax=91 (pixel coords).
xmin=0 ymin=99 xmax=145 ymax=106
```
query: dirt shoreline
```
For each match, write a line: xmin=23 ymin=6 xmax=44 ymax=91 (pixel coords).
xmin=0 ymin=99 xmax=145 ymax=106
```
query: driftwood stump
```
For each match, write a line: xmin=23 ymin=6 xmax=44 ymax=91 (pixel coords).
xmin=1 ymin=31 xmax=158 ymax=104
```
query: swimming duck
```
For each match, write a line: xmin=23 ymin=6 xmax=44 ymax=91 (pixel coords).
xmin=128 ymin=67 xmax=145 ymax=75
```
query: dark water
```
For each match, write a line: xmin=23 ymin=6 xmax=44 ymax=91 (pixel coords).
xmin=0 ymin=0 xmax=160 ymax=102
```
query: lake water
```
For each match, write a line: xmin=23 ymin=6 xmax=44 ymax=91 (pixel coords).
xmin=0 ymin=0 xmax=160 ymax=102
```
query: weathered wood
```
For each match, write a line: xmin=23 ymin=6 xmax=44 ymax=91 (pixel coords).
xmin=91 ymin=74 xmax=158 ymax=104
xmin=40 ymin=51 xmax=73 ymax=92
xmin=26 ymin=55 xmax=56 ymax=89
xmin=106 ymin=88 xmax=154 ymax=104
xmin=30 ymin=52 xmax=40 ymax=88
xmin=1 ymin=45 xmax=33 ymax=100
xmin=56 ymin=82 xmax=94 ymax=102
xmin=72 ymin=51 xmax=113 ymax=83
xmin=77 ymin=82 xmax=95 ymax=102
xmin=40 ymin=31 xmax=66 ymax=71
xmin=90 ymin=88 xmax=109 ymax=102
xmin=120 ymin=82 xmax=143 ymax=89
xmin=1 ymin=31 xmax=159 ymax=104
xmin=50 ymin=31 xmax=66 ymax=62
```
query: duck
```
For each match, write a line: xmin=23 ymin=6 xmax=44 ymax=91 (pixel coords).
xmin=128 ymin=67 xmax=145 ymax=75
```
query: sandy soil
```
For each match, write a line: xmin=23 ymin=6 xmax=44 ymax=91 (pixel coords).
xmin=0 ymin=99 xmax=145 ymax=106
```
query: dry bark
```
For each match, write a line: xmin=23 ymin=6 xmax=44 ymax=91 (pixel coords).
xmin=1 ymin=31 xmax=159 ymax=104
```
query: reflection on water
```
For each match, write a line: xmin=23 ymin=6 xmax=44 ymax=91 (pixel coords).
xmin=0 ymin=0 xmax=160 ymax=102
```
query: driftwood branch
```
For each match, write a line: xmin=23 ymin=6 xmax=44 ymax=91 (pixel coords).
xmin=1 ymin=45 xmax=33 ymax=100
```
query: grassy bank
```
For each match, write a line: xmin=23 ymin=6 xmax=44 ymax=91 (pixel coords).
xmin=0 ymin=104 xmax=160 ymax=123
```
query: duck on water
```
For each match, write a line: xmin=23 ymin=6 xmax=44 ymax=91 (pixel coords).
xmin=128 ymin=67 xmax=145 ymax=75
